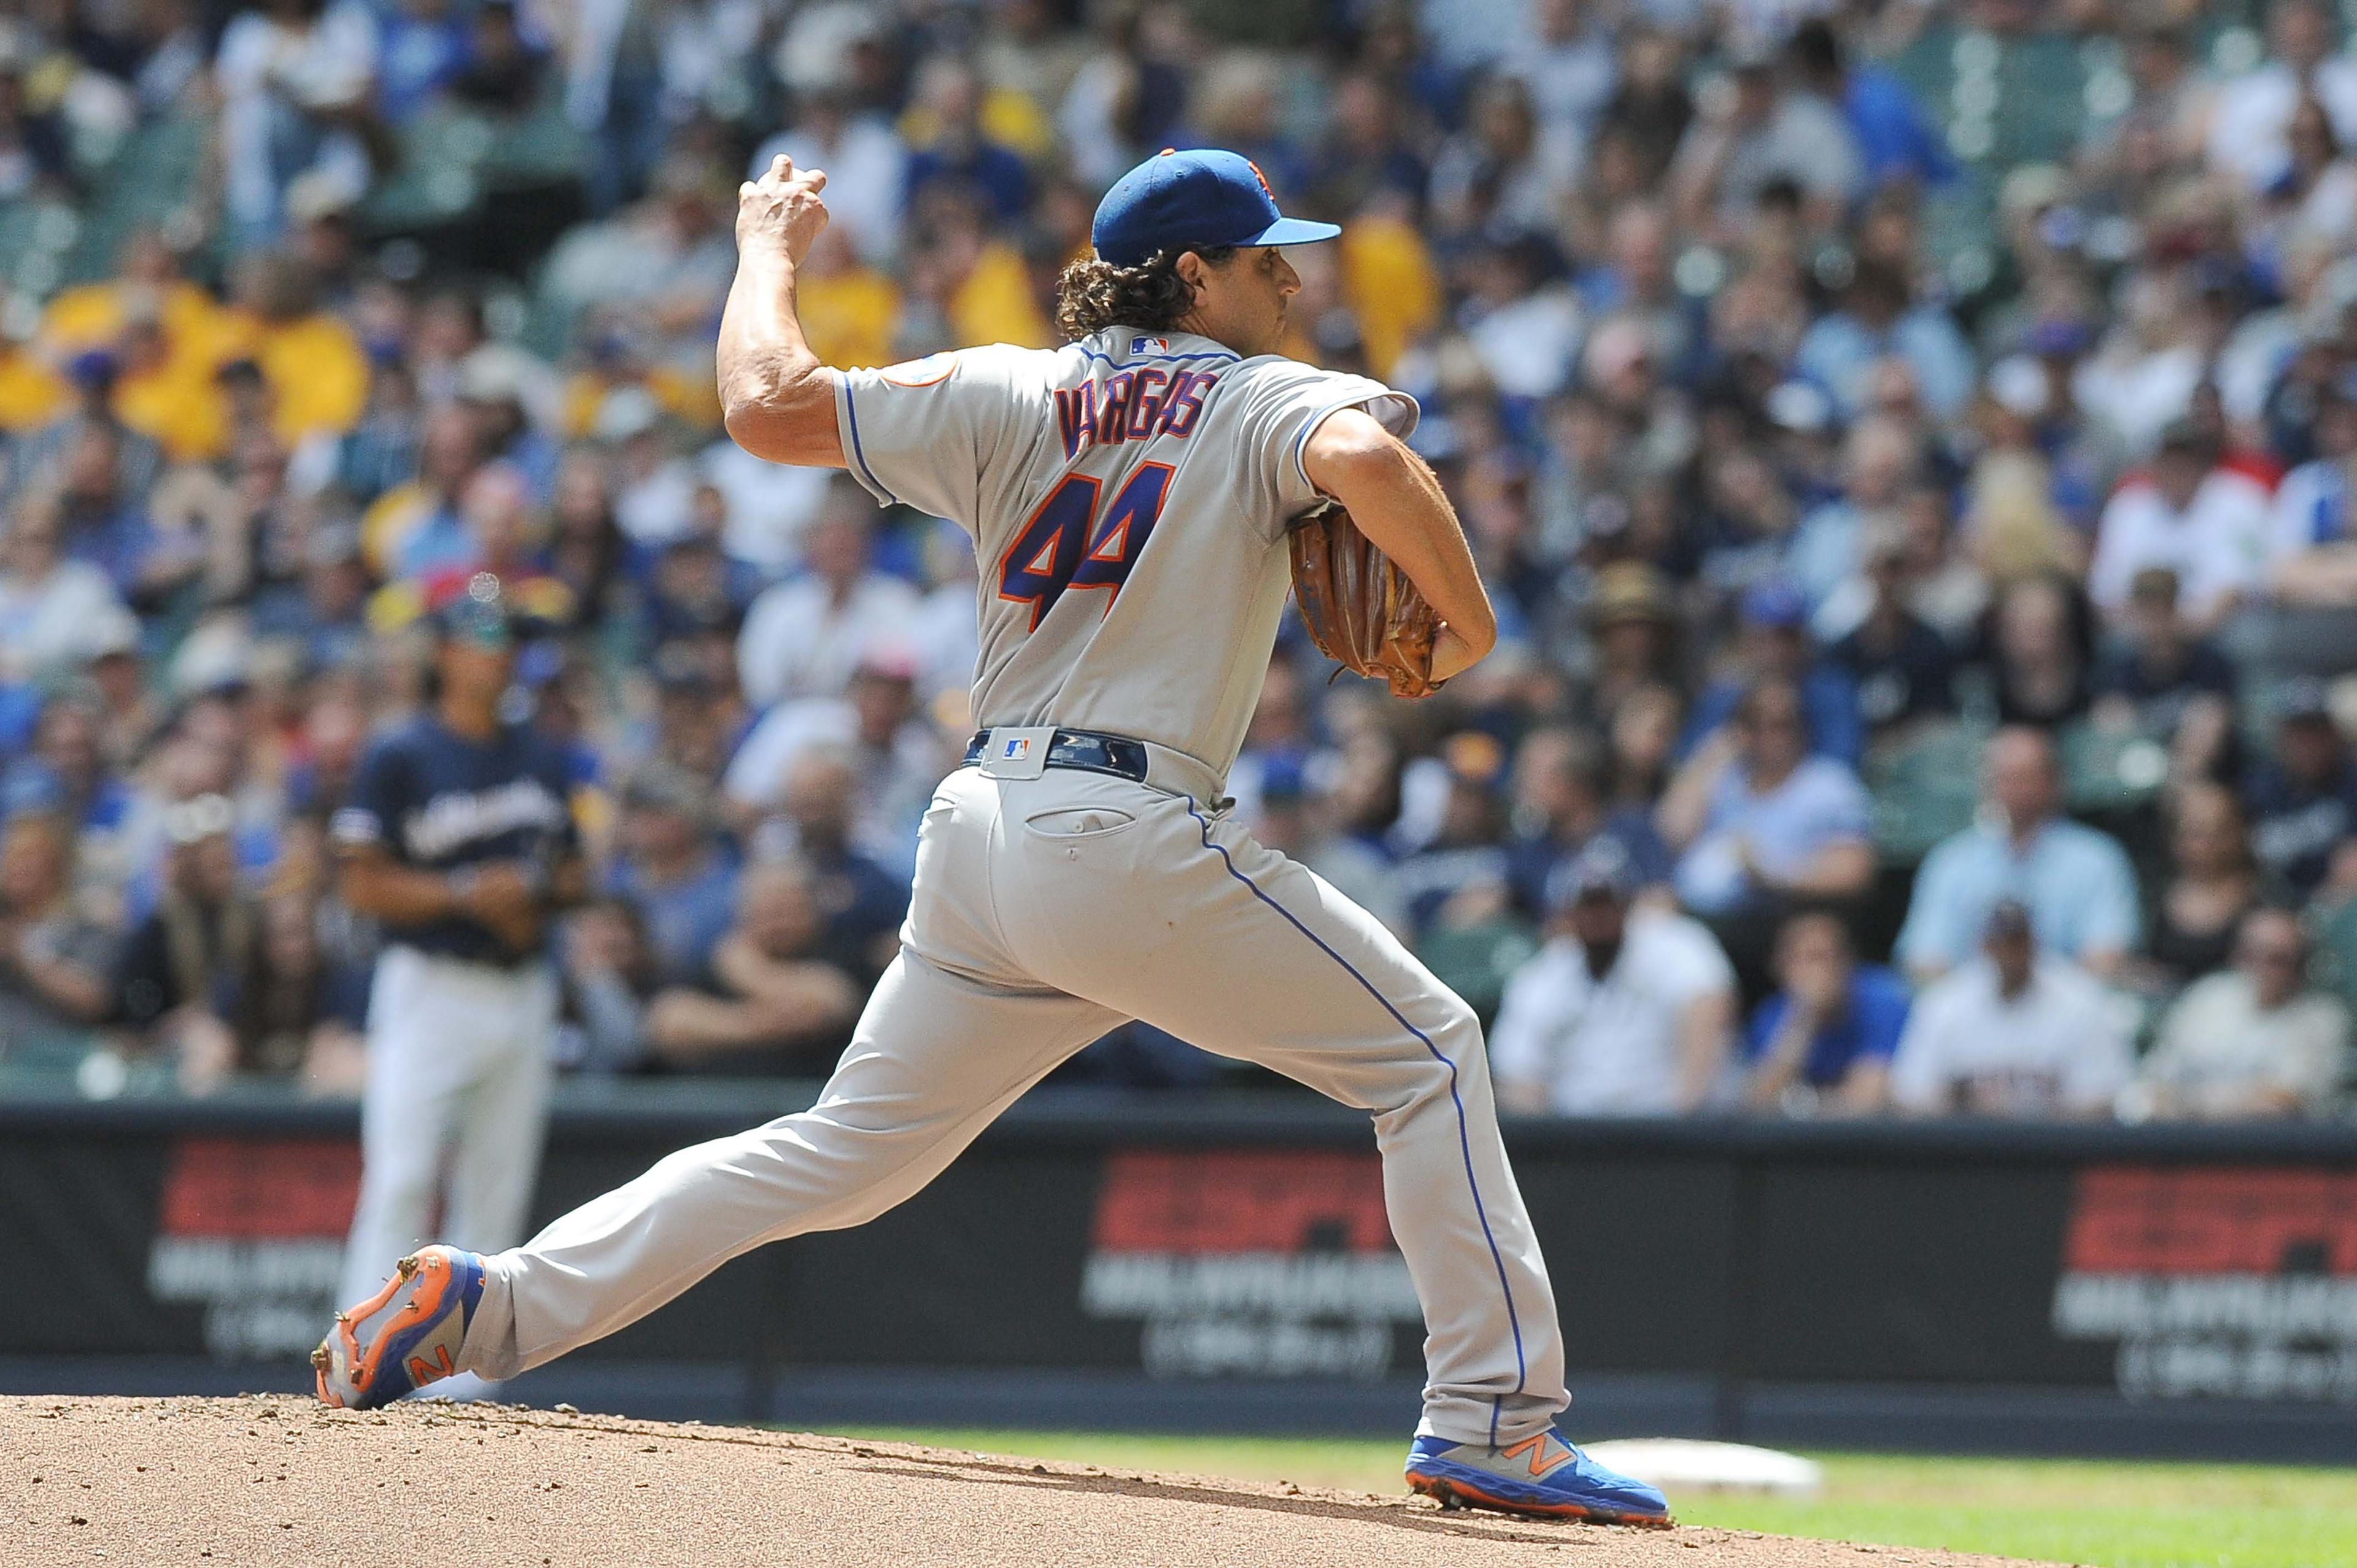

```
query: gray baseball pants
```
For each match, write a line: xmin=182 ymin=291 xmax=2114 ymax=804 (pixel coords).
xmin=459 ymin=755 xmax=1568 ymax=1445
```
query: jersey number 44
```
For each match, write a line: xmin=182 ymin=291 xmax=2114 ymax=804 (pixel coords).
xmin=996 ymin=463 xmax=1175 ymax=630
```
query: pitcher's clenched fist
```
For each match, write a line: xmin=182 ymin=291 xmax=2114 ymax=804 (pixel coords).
xmin=737 ymin=154 xmax=830 ymax=266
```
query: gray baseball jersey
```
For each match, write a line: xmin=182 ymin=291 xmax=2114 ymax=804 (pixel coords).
xmin=832 ymin=328 xmax=1416 ymax=774
xmin=445 ymin=327 xmax=1571 ymax=1454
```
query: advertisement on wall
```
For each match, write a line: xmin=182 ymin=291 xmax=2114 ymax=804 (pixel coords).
xmin=144 ymin=1137 xmax=358 ymax=1361
xmin=1078 ymin=1148 xmax=1422 ymax=1380
xmin=2051 ymin=1165 xmax=2357 ymax=1402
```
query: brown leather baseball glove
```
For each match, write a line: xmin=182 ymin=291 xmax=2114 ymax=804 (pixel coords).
xmin=1287 ymin=503 xmax=1443 ymax=699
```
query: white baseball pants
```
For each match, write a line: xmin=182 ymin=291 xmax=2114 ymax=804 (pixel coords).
xmin=461 ymin=763 xmax=1568 ymax=1445
xmin=339 ymin=945 xmax=557 ymax=1309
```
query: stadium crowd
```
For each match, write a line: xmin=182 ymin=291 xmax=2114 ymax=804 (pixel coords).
xmin=2 ymin=0 xmax=2357 ymax=1121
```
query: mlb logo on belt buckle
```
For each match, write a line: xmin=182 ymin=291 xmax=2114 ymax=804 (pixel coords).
xmin=980 ymin=725 xmax=1054 ymax=781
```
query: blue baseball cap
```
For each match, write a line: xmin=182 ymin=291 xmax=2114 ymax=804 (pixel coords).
xmin=1091 ymin=149 xmax=1341 ymax=267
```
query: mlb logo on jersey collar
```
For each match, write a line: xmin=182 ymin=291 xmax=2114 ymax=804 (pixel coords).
xmin=1131 ymin=336 xmax=1171 ymax=355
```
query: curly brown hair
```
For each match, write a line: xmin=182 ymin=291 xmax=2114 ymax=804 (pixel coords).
xmin=1052 ymin=245 xmax=1236 ymax=341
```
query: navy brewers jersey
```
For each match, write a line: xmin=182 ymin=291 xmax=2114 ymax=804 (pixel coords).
xmin=331 ymin=716 xmax=580 ymax=965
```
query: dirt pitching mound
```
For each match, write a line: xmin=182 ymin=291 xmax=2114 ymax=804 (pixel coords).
xmin=0 ymin=1396 xmax=2059 ymax=1567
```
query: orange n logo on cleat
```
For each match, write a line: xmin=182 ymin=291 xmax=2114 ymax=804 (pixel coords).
xmin=1500 ymin=1433 xmax=1574 ymax=1478
xmin=406 ymin=1346 xmax=454 ymax=1385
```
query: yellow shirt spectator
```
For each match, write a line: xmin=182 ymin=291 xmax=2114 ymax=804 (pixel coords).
xmin=220 ymin=309 xmax=371 ymax=444
xmin=0 ymin=346 xmax=68 ymax=434
xmin=801 ymin=266 xmax=902 ymax=369
xmin=44 ymin=279 xmax=229 ymax=363
xmin=900 ymin=87 xmax=1053 ymax=161
xmin=1340 ymin=215 xmax=1441 ymax=382
xmin=950 ymin=243 xmax=1052 ymax=350
xmin=115 ymin=360 xmax=229 ymax=463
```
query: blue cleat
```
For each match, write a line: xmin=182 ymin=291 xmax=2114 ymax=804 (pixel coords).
xmin=1404 ymin=1427 xmax=1672 ymax=1526
xmin=312 ymin=1246 xmax=487 ymax=1411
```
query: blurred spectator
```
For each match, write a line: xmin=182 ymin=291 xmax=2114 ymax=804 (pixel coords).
xmin=751 ymin=748 xmax=910 ymax=979
xmin=903 ymin=58 xmax=1031 ymax=225
xmin=605 ymin=762 xmax=738 ymax=989
xmin=55 ymin=423 xmax=182 ymax=603
xmin=7 ymin=686 xmax=139 ymax=848
xmin=375 ymin=0 xmax=471 ymax=125
xmin=2207 ymin=0 xmax=2357 ymax=193
xmin=14 ymin=347 xmax=166 ymax=506
xmin=1896 ymin=727 xmax=2140 ymax=982
xmin=544 ymin=453 xmax=633 ymax=619
xmin=1252 ymin=751 xmax=1406 ymax=938
xmin=1658 ymin=678 xmax=1875 ymax=920
xmin=1396 ymin=733 xmax=1514 ymax=936
xmin=641 ymin=514 xmax=751 ymax=649
xmin=214 ymin=0 xmax=377 ymax=245
xmin=641 ymin=859 xmax=861 ymax=1075
xmin=542 ymin=153 xmax=735 ymax=389
xmin=197 ymin=889 xmax=368 ymax=1092
xmin=1503 ymin=726 xmax=1670 ymax=916
xmin=2266 ymin=371 xmax=2357 ymax=607
xmin=1580 ymin=562 xmax=1684 ymax=728
xmin=1492 ymin=840 xmax=1737 ymax=1117
xmin=1826 ymin=519 xmax=1956 ymax=754
xmin=2135 ymin=906 xmax=2350 ymax=1119
xmin=724 ymin=648 xmax=950 ymax=878
xmin=1669 ymin=34 xmax=1864 ymax=242
xmin=1787 ymin=18 xmax=1950 ymax=193
xmin=749 ymin=84 xmax=908 ymax=269
xmin=737 ymin=485 xmax=922 ymax=708
xmin=1681 ymin=580 xmax=1864 ymax=767
xmin=2129 ymin=782 xmax=2272 ymax=997
xmin=638 ymin=640 xmax=746 ymax=783
xmin=1797 ymin=416 xmax=1920 ymax=616
xmin=224 ymin=253 xmax=370 ymax=446
xmin=1984 ymin=571 xmax=2097 ymax=730
xmin=0 ymin=809 xmax=113 ymax=1046
xmin=2088 ymin=421 xmax=2272 ymax=632
xmin=1889 ymin=902 xmax=2134 ymax=1119
xmin=1430 ymin=74 xmax=1569 ymax=241
xmin=1797 ymin=261 xmax=1975 ymax=425
xmin=2243 ymin=680 xmax=2357 ymax=899
xmin=1739 ymin=911 xmax=1906 ymax=1117
xmin=0 ymin=491 xmax=130 ymax=678
xmin=2090 ymin=567 xmax=2236 ymax=782
xmin=363 ymin=402 xmax=485 ymax=581
xmin=1399 ymin=736 xmax=1535 ymax=1021
xmin=555 ymin=896 xmax=660 ymax=1074
xmin=110 ymin=794 xmax=260 ymax=1087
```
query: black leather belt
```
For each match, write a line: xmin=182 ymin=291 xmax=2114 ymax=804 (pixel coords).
xmin=963 ymin=727 xmax=1150 ymax=783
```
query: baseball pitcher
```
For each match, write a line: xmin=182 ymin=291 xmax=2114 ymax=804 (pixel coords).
xmin=314 ymin=148 xmax=1668 ymax=1526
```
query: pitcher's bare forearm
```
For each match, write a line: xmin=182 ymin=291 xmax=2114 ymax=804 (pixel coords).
xmin=718 ymin=155 xmax=844 ymax=468
xmin=1302 ymin=407 xmax=1497 ymax=675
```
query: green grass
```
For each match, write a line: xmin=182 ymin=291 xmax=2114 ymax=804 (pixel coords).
xmin=815 ymin=1429 xmax=2357 ymax=1568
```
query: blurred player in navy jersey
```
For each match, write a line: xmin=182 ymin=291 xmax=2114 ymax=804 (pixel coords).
xmin=328 ymin=574 xmax=586 ymax=1397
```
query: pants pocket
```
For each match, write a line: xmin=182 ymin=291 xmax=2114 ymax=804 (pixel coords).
xmin=1022 ymin=806 xmax=1140 ymax=840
